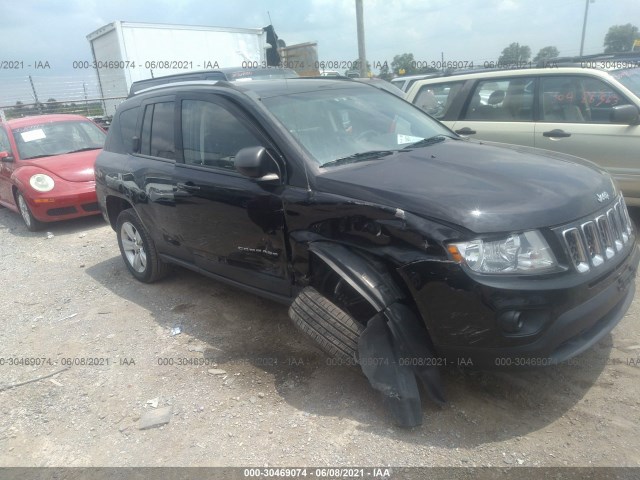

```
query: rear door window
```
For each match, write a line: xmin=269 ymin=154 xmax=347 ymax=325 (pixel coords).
xmin=464 ymin=77 xmax=534 ymax=121
xmin=140 ymin=101 xmax=176 ymax=159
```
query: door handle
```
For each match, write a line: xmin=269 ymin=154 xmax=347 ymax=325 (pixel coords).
xmin=543 ymin=129 xmax=571 ymax=138
xmin=455 ymin=127 xmax=477 ymax=135
xmin=176 ymin=182 xmax=201 ymax=192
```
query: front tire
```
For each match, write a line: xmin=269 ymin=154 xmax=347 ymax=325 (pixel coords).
xmin=289 ymin=287 xmax=365 ymax=364
xmin=16 ymin=192 xmax=44 ymax=232
xmin=116 ymin=209 xmax=170 ymax=283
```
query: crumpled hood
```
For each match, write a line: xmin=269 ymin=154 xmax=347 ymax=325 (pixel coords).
xmin=315 ymin=139 xmax=616 ymax=234
xmin=24 ymin=150 xmax=100 ymax=182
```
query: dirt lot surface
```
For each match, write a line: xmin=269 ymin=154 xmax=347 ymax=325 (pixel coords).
xmin=1 ymin=206 xmax=639 ymax=473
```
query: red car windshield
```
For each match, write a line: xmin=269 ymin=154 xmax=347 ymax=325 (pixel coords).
xmin=12 ymin=120 xmax=106 ymax=160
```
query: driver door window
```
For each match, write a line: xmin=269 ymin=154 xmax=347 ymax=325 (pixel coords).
xmin=540 ymin=76 xmax=630 ymax=123
xmin=0 ymin=128 xmax=11 ymax=156
xmin=181 ymin=99 xmax=263 ymax=170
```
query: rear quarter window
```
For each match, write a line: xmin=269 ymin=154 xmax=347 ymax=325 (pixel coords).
xmin=413 ymin=81 xmax=465 ymax=119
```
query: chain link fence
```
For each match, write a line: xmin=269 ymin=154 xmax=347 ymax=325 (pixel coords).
xmin=0 ymin=74 xmax=127 ymax=123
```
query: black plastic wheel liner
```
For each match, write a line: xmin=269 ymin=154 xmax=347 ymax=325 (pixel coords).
xmin=358 ymin=304 xmax=446 ymax=428
xmin=358 ymin=313 xmax=423 ymax=427
xmin=384 ymin=302 xmax=446 ymax=406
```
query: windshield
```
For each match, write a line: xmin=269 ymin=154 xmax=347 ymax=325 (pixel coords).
xmin=610 ymin=67 xmax=640 ymax=97
xmin=13 ymin=120 xmax=106 ymax=160
xmin=261 ymin=85 xmax=452 ymax=166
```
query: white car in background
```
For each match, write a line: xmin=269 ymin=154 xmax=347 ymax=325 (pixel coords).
xmin=406 ymin=58 xmax=640 ymax=205
xmin=390 ymin=73 xmax=442 ymax=92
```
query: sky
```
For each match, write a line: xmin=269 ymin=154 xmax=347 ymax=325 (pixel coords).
xmin=0 ymin=0 xmax=638 ymax=106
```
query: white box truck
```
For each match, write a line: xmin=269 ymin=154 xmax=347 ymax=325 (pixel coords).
xmin=86 ymin=21 xmax=269 ymax=115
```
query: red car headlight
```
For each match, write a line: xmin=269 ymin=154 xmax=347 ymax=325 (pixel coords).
xmin=29 ymin=174 xmax=55 ymax=192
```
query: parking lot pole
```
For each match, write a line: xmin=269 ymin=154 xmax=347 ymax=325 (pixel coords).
xmin=356 ymin=0 xmax=367 ymax=78
xmin=579 ymin=0 xmax=594 ymax=56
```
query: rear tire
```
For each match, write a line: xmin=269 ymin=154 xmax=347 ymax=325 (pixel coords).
xmin=16 ymin=192 xmax=44 ymax=232
xmin=116 ymin=209 xmax=170 ymax=283
xmin=289 ymin=287 xmax=365 ymax=364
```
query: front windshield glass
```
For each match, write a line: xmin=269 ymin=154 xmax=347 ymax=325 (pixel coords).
xmin=261 ymin=85 xmax=452 ymax=166
xmin=13 ymin=120 xmax=106 ymax=160
xmin=610 ymin=67 xmax=640 ymax=97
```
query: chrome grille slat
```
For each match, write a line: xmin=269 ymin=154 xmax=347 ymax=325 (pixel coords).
xmin=561 ymin=195 xmax=634 ymax=273
xmin=563 ymin=228 xmax=590 ymax=273
xmin=607 ymin=208 xmax=623 ymax=251
xmin=581 ymin=221 xmax=604 ymax=267
xmin=614 ymin=202 xmax=630 ymax=243
xmin=595 ymin=214 xmax=615 ymax=259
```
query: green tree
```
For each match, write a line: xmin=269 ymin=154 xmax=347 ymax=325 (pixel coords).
xmin=416 ymin=65 xmax=439 ymax=74
xmin=533 ymin=46 xmax=559 ymax=63
xmin=498 ymin=42 xmax=531 ymax=64
xmin=604 ymin=23 xmax=639 ymax=53
xmin=46 ymin=98 xmax=59 ymax=112
xmin=391 ymin=53 xmax=417 ymax=76
xmin=378 ymin=62 xmax=392 ymax=81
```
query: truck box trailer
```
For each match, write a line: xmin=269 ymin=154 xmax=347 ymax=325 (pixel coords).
xmin=86 ymin=21 xmax=270 ymax=115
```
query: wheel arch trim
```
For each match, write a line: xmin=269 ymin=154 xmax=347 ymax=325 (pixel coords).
xmin=308 ymin=242 xmax=405 ymax=312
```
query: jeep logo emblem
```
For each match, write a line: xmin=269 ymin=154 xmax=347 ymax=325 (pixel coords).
xmin=596 ymin=191 xmax=610 ymax=203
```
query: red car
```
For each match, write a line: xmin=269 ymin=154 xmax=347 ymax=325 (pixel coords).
xmin=0 ymin=114 xmax=106 ymax=231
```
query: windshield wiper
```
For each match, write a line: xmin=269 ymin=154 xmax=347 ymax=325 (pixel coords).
xmin=402 ymin=135 xmax=450 ymax=149
xmin=65 ymin=147 xmax=101 ymax=154
xmin=24 ymin=153 xmax=62 ymax=159
xmin=320 ymin=150 xmax=396 ymax=168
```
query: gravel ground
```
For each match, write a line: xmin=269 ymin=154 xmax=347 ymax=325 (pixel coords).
xmin=0 ymin=206 xmax=639 ymax=473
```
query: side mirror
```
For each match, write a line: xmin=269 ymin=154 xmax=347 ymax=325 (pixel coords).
xmin=0 ymin=151 xmax=14 ymax=162
xmin=610 ymin=104 xmax=640 ymax=125
xmin=235 ymin=146 xmax=282 ymax=183
xmin=131 ymin=136 xmax=140 ymax=153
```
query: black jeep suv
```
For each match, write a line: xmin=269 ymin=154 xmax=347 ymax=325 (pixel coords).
xmin=95 ymin=77 xmax=638 ymax=426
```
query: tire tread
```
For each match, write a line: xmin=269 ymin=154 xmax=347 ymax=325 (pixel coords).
xmin=289 ymin=287 xmax=364 ymax=362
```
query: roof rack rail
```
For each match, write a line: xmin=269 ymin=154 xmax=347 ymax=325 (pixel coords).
xmin=131 ymin=80 xmax=227 ymax=96
xmin=537 ymin=51 xmax=640 ymax=67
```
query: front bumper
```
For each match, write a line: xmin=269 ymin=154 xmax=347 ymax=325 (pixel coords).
xmin=28 ymin=184 xmax=99 ymax=222
xmin=399 ymin=243 xmax=639 ymax=369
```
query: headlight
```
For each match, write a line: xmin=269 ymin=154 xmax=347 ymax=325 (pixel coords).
xmin=29 ymin=174 xmax=55 ymax=192
xmin=447 ymin=230 xmax=558 ymax=274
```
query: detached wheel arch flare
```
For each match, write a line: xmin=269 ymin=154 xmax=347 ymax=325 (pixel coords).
xmin=307 ymin=242 xmax=405 ymax=312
